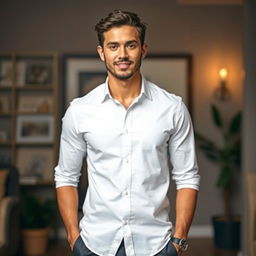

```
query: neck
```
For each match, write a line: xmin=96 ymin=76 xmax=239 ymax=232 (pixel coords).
xmin=108 ymin=72 xmax=142 ymax=108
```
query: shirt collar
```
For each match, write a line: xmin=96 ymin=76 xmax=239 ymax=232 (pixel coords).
xmin=100 ymin=75 xmax=152 ymax=104
xmin=141 ymin=75 xmax=153 ymax=101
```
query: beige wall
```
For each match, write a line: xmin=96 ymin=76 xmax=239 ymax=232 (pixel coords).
xmin=242 ymin=0 xmax=256 ymax=254
xmin=0 ymin=0 xmax=244 ymax=226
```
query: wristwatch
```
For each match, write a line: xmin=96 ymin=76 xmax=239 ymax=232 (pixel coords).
xmin=171 ymin=237 xmax=188 ymax=252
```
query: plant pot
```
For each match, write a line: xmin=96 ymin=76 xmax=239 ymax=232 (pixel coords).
xmin=22 ymin=227 xmax=50 ymax=255
xmin=212 ymin=216 xmax=241 ymax=251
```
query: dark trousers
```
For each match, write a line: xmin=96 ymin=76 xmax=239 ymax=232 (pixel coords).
xmin=72 ymin=236 xmax=178 ymax=256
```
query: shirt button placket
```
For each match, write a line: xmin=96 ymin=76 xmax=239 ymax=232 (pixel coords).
xmin=121 ymin=110 xmax=133 ymax=253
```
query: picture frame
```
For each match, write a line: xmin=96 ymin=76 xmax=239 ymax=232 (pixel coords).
xmin=16 ymin=115 xmax=54 ymax=143
xmin=18 ymin=95 xmax=52 ymax=113
xmin=62 ymin=54 xmax=193 ymax=112
xmin=25 ymin=60 xmax=52 ymax=85
xmin=17 ymin=148 xmax=54 ymax=182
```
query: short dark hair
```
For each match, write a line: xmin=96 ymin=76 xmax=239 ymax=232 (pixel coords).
xmin=95 ymin=10 xmax=147 ymax=47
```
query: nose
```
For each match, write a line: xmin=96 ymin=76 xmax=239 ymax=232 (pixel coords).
xmin=118 ymin=46 xmax=128 ymax=59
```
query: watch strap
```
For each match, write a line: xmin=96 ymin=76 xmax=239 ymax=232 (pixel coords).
xmin=171 ymin=237 xmax=188 ymax=251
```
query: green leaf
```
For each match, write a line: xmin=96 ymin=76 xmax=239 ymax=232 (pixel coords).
xmin=216 ymin=166 xmax=232 ymax=188
xmin=229 ymin=112 xmax=241 ymax=135
xmin=229 ymin=140 xmax=241 ymax=166
xmin=211 ymin=104 xmax=223 ymax=128
xmin=205 ymin=152 xmax=219 ymax=161
xmin=195 ymin=132 xmax=215 ymax=146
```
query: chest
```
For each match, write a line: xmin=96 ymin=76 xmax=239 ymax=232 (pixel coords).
xmin=77 ymin=101 xmax=175 ymax=154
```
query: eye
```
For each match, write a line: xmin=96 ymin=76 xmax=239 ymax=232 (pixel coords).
xmin=108 ymin=44 xmax=118 ymax=51
xmin=127 ymin=43 xmax=137 ymax=49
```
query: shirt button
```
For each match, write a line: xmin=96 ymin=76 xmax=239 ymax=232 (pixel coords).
xmin=122 ymin=219 xmax=128 ymax=225
xmin=122 ymin=191 xmax=129 ymax=197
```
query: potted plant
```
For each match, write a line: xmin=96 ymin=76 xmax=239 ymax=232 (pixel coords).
xmin=21 ymin=191 xmax=56 ymax=255
xmin=196 ymin=104 xmax=241 ymax=252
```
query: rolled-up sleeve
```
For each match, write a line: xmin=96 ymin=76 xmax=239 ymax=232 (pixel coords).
xmin=169 ymin=102 xmax=200 ymax=190
xmin=54 ymin=105 xmax=86 ymax=188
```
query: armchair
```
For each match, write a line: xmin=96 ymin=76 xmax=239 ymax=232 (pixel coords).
xmin=0 ymin=164 xmax=20 ymax=256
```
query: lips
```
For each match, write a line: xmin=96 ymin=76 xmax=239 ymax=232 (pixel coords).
xmin=115 ymin=61 xmax=132 ymax=70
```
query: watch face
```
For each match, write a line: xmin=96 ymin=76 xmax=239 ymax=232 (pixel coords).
xmin=180 ymin=239 xmax=188 ymax=251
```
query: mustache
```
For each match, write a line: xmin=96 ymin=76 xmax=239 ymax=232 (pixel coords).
xmin=114 ymin=58 xmax=133 ymax=65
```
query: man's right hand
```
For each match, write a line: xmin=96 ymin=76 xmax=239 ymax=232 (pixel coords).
xmin=68 ymin=231 xmax=80 ymax=250
xmin=56 ymin=186 xmax=80 ymax=250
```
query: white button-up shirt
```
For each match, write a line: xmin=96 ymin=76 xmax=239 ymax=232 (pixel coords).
xmin=55 ymin=76 xmax=200 ymax=256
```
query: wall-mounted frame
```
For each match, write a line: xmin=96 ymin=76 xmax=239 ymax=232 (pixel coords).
xmin=18 ymin=95 xmax=53 ymax=113
xmin=25 ymin=61 xmax=52 ymax=85
xmin=16 ymin=115 xmax=54 ymax=143
xmin=62 ymin=54 xmax=193 ymax=113
xmin=17 ymin=148 xmax=54 ymax=182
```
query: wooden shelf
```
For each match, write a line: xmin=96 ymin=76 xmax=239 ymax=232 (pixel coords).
xmin=0 ymin=141 xmax=12 ymax=147
xmin=16 ymin=142 xmax=54 ymax=147
xmin=15 ymin=111 xmax=54 ymax=115
xmin=0 ymin=113 xmax=12 ymax=117
xmin=20 ymin=178 xmax=54 ymax=186
xmin=16 ymin=85 xmax=53 ymax=91
xmin=0 ymin=86 xmax=12 ymax=91
xmin=0 ymin=52 xmax=59 ymax=187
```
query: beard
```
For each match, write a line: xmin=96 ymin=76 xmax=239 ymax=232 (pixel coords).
xmin=104 ymin=55 xmax=142 ymax=81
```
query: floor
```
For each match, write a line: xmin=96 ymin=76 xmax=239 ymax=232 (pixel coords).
xmin=41 ymin=238 xmax=239 ymax=256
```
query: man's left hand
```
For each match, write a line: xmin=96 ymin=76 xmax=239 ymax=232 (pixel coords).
xmin=173 ymin=243 xmax=182 ymax=255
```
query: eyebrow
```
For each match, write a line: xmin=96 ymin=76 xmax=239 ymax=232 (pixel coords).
xmin=106 ymin=40 xmax=139 ymax=46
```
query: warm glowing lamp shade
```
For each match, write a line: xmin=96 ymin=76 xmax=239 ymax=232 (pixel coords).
xmin=214 ymin=68 xmax=231 ymax=101
xmin=219 ymin=68 xmax=228 ymax=80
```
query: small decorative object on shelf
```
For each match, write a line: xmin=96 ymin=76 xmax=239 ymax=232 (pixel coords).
xmin=0 ymin=130 xmax=8 ymax=142
xmin=18 ymin=95 xmax=52 ymax=113
xmin=0 ymin=52 xmax=59 ymax=185
xmin=0 ymin=95 xmax=10 ymax=113
xmin=0 ymin=59 xmax=12 ymax=87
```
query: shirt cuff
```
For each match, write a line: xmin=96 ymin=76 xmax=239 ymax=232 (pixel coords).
xmin=55 ymin=181 xmax=78 ymax=188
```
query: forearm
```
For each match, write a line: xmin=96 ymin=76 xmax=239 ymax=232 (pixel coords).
xmin=174 ymin=188 xmax=198 ymax=239
xmin=56 ymin=186 xmax=80 ymax=247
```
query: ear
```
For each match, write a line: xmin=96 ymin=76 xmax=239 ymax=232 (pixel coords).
xmin=97 ymin=45 xmax=105 ymax=62
xmin=141 ymin=43 xmax=148 ymax=59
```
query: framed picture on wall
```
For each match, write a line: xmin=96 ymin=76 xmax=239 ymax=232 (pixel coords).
xmin=62 ymin=54 xmax=193 ymax=112
xmin=16 ymin=115 xmax=54 ymax=143
xmin=17 ymin=148 xmax=54 ymax=183
xmin=25 ymin=61 xmax=52 ymax=85
xmin=18 ymin=95 xmax=53 ymax=113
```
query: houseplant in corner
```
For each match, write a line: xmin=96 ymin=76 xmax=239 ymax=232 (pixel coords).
xmin=21 ymin=191 xmax=56 ymax=255
xmin=196 ymin=104 xmax=241 ymax=252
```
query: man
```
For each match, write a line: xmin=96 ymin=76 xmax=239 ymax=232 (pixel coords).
xmin=55 ymin=10 xmax=200 ymax=256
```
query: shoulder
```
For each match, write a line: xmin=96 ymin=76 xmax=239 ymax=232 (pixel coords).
xmin=63 ymin=83 xmax=105 ymax=123
xmin=70 ymin=83 xmax=105 ymax=108
xmin=147 ymin=80 xmax=183 ymax=110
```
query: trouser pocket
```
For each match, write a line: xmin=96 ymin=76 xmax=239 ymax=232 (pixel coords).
xmin=166 ymin=241 xmax=178 ymax=256
xmin=72 ymin=236 xmax=98 ymax=256
xmin=156 ymin=240 xmax=178 ymax=256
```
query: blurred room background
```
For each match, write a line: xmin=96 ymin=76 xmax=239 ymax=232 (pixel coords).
xmin=0 ymin=0 xmax=255 ymax=255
